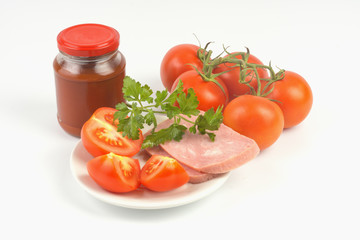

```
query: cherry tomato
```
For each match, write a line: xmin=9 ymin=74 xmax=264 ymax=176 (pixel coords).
xmin=171 ymin=70 xmax=229 ymax=111
xmin=266 ymin=71 xmax=313 ymax=128
xmin=223 ymin=95 xmax=284 ymax=150
xmin=81 ymin=107 xmax=143 ymax=157
xmin=87 ymin=153 xmax=141 ymax=193
xmin=214 ymin=53 xmax=269 ymax=100
xmin=160 ymin=44 xmax=203 ymax=91
xmin=140 ymin=155 xmax=189 ymax=192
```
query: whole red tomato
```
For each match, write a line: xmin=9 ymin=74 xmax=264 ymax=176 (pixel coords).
xmin=214 ymin=53 xmax=269 ymax=100
xmin=171 ymin=70 xmax=229 ymax=111
xmin=223 ymin=95 xmax=284 ymax=150
xmin=160 ymin=44 xmax=203 ymax=91
xmin=266 ymin=71 xmax=313 ymax=128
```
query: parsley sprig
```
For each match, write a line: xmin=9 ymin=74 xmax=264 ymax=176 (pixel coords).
xmin=114 ymin=76 xmax=223 ymax=149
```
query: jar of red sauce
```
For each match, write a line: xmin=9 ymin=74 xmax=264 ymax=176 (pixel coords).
xmin=53 ymin=23 xmax=126 ymax=137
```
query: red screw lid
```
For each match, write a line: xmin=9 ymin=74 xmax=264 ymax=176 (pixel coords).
xmin=57 ymin=23 xmax=120 ymax=57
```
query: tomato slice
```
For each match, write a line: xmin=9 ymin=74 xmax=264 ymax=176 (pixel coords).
xmin=81 ymin=107 xmax=143 ymax=157
xmin=140 ymin=155 xmax=189 ymax=192
xmin=87 ymin=153 xmax=141 ymax=193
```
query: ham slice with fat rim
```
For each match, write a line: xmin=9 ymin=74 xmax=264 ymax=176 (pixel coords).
xmin=148 ymin=118 xmax=260 ymax=174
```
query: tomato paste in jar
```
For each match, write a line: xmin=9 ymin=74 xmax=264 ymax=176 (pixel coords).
xmin=53 ymin=23 xmax=126 ymax=137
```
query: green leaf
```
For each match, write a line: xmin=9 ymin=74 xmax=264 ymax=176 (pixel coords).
xmin=155 ymin=90 xmax=168 ymax=107
xmin=203 ymin=106 xmax=224 ymax=130
xmin=144 ymin=109 xmax=156 ymax=127
xmin=195 ymin=106 xmax=223 ymax=137
xmin=164 ymin=80 xmax=184 ymax=105
xmin=122 ymin=76 xmax=153 ymax=104
xmin=122 ymin=76 xmax=139 ymax=101
xmin=129 ymin=114 xmax=145 ymax=140
xmin=139 ymin=84 xmax=154 ymax=104
xmin=117 ymin=107 xmax=145 ymax=140
xmin=206 ymin=132 xmax=216 ymax=141
xmin=141 ymin=124 xmax=187 ymax=149
xmin=177 ymin=88 xmax=200 ymax=117
xmin=114 ymin=102 xmax=130 ymax=121
xmin=115 ymin=102 xmax=128 ymax=111
xmin=188 ymin=125 xmax=197 ymax=134
xmin=113 ymin=110 xmax=129 ymax=123
xmin=161 ymin=103 xmax=180 ymax=119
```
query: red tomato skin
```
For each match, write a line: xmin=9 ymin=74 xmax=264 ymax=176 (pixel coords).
xmin=140 ymin=155 xmax=189 ymax=192
xmin=266 ymin=71 xmax=313 ymax=128
xmin=214 ymin=53 xmax=269 ymax=100
xmin=160 ymin=44 xmax=203 ymax=91
xmin=223 ymin=95 xmax=284 ymax=150
xmin=81 ymin=107 xmax=143 ymax=157
xmin=171 ymin=70 xmax=229 ymax=111
xmin=81 ymin=121 xmax=107 ymax=157
xmin=87 ymin=153 xmax=141 ymax=193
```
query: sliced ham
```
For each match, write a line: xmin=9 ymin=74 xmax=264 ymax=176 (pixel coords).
xmin=148 ymin=118 xmax=260 ymax=174
xmin=146 ymin=146 xmax=223 ymax=184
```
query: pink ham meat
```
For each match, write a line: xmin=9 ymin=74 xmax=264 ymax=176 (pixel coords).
xmin=146 ymin=146 xmax=223 ymax=184
xmin=150 ymin=118 xmax=260 ymax=174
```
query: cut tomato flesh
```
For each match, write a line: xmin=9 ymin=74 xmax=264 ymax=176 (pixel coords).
xmin=144 ymin=157 xmax=165 ymax=175
xmin=91 ymin=115 xmax=132 ymax=148
xmin=112 ymin=154 xmax=136 ymax=181
xmin=87 ymin=153 xmax=141 ymax=193
xmin=94 ymin=128 xmax=127 ymax=147
xmin=140 ymin=155 xmax=189 ymax=192
xmin=81 ymin=107 xmax=143 ymax=157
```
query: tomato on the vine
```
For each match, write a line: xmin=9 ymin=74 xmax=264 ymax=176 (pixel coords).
xmin=140 ymin=155 xmax=189 ymax=192
xmin=223 ymin=95 xmax=284 ymax=150
xmin=214 ymin=52 xmax=269 ymax=100
xmin=160 ymin=44 xmax=203 ymax=91
xmin=171 ymin=70 xmax=229 ymax=111
xmin=87 ymin=153 xmax=141 ymax=193
xmin=81 ymin=107 xmax=143 ymax=157
xmin=266 ymin=71 xmax=313 ymax=128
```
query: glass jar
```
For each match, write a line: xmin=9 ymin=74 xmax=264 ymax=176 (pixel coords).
xmin=53 ymin=24 xmax=126 ymax=137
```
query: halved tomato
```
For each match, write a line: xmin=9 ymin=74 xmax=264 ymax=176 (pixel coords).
xmin=140 ymin=155 xmax=189 ymax=192
xmin=81 ymin=107 xmax=143 ymax=157
xmin=87 ymin=153 xmax=141 ymax=193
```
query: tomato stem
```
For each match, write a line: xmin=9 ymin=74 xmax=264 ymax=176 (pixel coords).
xmin=205 ymin=45 xmax=286 ymax=98
xmin=195 ymin=42 xmax=288 ymax=101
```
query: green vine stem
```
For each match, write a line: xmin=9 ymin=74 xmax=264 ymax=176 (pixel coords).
xmin=201 ymin=45 xmax=285 ymax=98
xmin=193 ymin=42 xmax=286 ymax=102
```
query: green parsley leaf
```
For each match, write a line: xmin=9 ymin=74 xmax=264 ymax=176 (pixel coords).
xmin=117 ymin=103 xmax=144 ymax=140
xmin=194 ymin=106 xmax=223 ymax=140
xmin=206 ymin=132 xmax=216 ymax=141
xmin=155 ymin=90 xmax=168 ymax=107
xmin=161 ymin=103 xmax=181 ymax=119
xmin=114 ymin=102 xmax=130 ymax=121
xmin=163 ymin=80 xmax=183 ymax=105
xmin=141 ymin=124 xmax=187 ymax=149
xmin=123 ymin=76 xmax=153 ymax=104
xmin=177 ymin=88 xmax=200 ymax=117
xmin=144 ymin=109 xmax=157 ymax=131
xmin=188 ymin=125 xmax=197 ymax=134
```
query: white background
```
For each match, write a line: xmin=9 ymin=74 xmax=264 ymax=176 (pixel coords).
xmin=1 ymin=0 xmax=359 ymax=239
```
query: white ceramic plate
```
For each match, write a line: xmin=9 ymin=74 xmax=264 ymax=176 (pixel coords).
xmin=70 ymin=141 xmax=230 ymax=210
